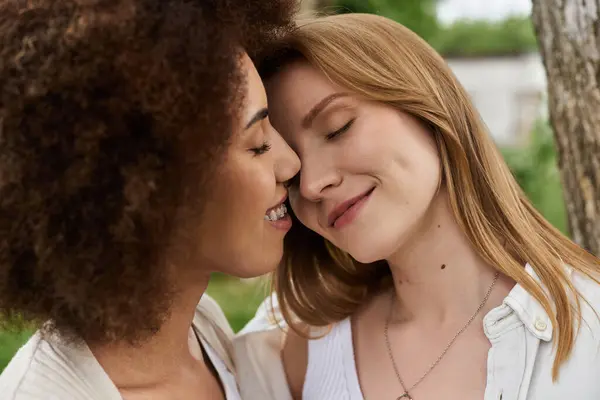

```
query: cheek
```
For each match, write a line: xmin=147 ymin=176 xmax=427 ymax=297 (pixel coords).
xmin=336 ymin=121 xmax=388 ymax=173
xmin=210 ymin=156 xmax=274 ymax=232
xmin=372 ymin=112 xmax=440 ymax=178
xmin=234 ymin=164 xmax=275 ymax=220
xmin=403 ymin=133 xmax=440 ymax=184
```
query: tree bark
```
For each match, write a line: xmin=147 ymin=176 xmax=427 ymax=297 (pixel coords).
xmin=531 ymin=0 xmax=600 ymax=255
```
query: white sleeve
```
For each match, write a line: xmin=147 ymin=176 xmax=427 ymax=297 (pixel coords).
xmin=233 ymin=294 xmax=293 ymax=400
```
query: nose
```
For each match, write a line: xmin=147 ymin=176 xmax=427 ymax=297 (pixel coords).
xmin=298 ymin=150 xmax=342 ymax=202
xmin=273 ymin=127 xmax=301 ymax=184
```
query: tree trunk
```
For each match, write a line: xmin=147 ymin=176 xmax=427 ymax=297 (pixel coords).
xmin=531 ymin=0 xmax=600 ymax=255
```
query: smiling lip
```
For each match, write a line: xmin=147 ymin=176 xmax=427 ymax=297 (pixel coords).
xmin=266 ymin=193 xmax=288 ymax=213
xmin=265 ymin=193 xmax=292 ymax=232
xmin=327 ymin=187 xmax=375 ymax=228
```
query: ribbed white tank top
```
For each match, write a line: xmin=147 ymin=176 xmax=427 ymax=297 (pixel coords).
xmin=303 ymin=318 xmax=365 ymax=400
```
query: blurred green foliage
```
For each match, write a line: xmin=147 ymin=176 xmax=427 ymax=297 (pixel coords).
xmin=333 ymin=0 xmax=441 ymax=43
xmin=502 ymin=121 xmax=568 ymax=234
xmin=205 ymin=274 xmax=269 ymax=332
xmin=330 ymin=1 xmax=538 ymax=57
xmin=434 ymin=16 xmax=538 ymax=57
xmin=0 ymin=329 xmax=34 ymax=373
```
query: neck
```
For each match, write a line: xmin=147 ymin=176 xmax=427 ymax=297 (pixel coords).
xmin=90 ymin=273 xmax=211 ymax=388
xmin=386 ymin=189 xmax=509 ymax=325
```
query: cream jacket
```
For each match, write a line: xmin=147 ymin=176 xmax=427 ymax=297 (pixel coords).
xmin=0 ymin=294 xmax=238 ymax=399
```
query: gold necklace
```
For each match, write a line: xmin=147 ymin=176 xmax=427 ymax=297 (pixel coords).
xmin=384 ymin=271 xmax=500 ymax=400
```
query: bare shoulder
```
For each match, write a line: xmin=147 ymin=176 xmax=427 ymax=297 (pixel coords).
xmin=282 ymin=326 xmax=309 ymax=400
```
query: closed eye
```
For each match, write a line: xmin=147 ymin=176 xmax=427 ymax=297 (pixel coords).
xmin=326 ymin=118 xmax=355 ymax=140
xmin=250 ymin=141 xmax=271 ymax=156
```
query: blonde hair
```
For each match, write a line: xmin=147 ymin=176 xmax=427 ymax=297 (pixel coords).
xmin=261 ymin=13 xmax=600 ymax=380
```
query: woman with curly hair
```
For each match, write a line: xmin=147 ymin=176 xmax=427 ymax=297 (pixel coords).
xmin=235 ymin=13 xmax=600 ymax=400
xmin=0 ymin=0 xmax=300 ymax=399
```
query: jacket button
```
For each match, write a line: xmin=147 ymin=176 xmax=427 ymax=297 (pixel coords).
xmin=534 ymin=317 xmax=547 ymax=331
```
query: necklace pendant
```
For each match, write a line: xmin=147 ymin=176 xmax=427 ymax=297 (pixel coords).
xmin=397 ymin=393 xmax=412 ymax=400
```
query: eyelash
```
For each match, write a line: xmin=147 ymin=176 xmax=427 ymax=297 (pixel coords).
xmin=251 ymin=141 xmax=272 ymax=156
xmin=326 ymin=118 xmax=355 ymax=140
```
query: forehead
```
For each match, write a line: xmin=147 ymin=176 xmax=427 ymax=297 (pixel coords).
xmin=266 ymin=61 xmax=341 ymax=114
xmin=242 ymin=54 xmax=266 ymax=103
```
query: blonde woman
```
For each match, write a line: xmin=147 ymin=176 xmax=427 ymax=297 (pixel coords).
xmin=234 ymin=13 xmax=600 ymax=400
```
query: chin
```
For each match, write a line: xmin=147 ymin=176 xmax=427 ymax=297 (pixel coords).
xmin=348 ymin=252 xmax=382 ymax=264
xmin=345 ymin=246 xmax=384 ymax=264
xmin=343 ymin=237 xmax=396 ymax=264
xmin=233 ymin=253 xmax=283 ymax=279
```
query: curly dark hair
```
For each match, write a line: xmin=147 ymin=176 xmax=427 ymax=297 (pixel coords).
xmin=0 ymin=0 xmax=298 ymax=344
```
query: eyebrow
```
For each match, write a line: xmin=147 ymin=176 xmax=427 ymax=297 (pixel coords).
xmin=245 ymin=108 xmax=269 ymax=129
xmin=302 ymin=93 xmax=350 ymax=129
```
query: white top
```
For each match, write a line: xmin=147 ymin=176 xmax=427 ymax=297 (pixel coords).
xmin=234 ymin=264 xmax=600 ymax=399
xmin=200 ymin=337 xmax=241 ymax=400
xmin=302 ymin=318 xmax=361 ymax=400
xmin=0 ymin=294 xmax=242 ymax=400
